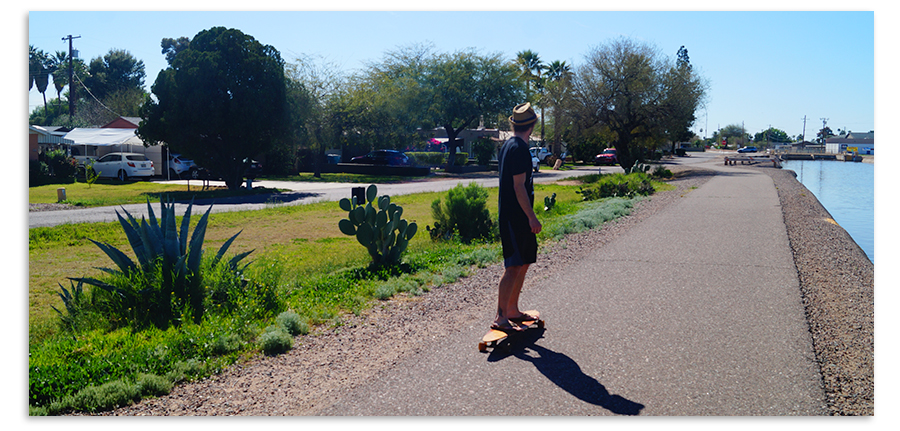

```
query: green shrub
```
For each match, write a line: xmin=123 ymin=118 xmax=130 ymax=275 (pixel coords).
xmin=576 ymin=173 xmax=655 ymax=201
xmin=406 ymin=152 xmax=445 ymax=167
xmin=374 ymin=284 xmax=397 ymax=300
xmin=471 ymin=137 xmax=495 ymax=165
xmin=70 ymin=379 xmax=142 ymax=413
xmin=259 ymin=326 xmax=293 ymax=355
xmin=29 ymin=159 xmax=50 ymax=186
xmin=211 ymin=333 xmax=243 ymax=355
xmin=427 ymin=182 xmax=493 ymax=243
xmin=652 ymin=165 xmax=673 ymax=178
xmin=136 ymin=373 xmax=173 ymax=397
xmin=165 ymin=358 xmax=207 ymax=383
xmin=275 ymin=310 xmax=309 ymax=336
xmin=39 ymin=149 xmax=78 ymax=184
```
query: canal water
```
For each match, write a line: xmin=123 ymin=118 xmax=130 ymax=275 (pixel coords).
xmin=780 ymin=160 xmax=874 ymax=263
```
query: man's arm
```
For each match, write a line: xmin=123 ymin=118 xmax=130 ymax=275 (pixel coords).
xmin=512 ymin=172 xmax=541 ymax=234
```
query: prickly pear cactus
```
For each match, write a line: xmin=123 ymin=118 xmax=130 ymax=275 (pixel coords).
xmin=338 ymin=184 xmax=417 ymax=267
xmin=543 ymin=193 xmax=557 ymax=212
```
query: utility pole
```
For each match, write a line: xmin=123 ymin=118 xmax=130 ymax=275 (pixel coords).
xmin=62 ymin=34 xmax=81 ymax=123
xmin=801 ymin=115 xmax=807 ymax=142
xmin=820 ymin=117 xmax=829 ymax=144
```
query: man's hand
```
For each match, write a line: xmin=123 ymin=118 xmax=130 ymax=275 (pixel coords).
xmin=528 ymin=216 xmax=542 ymax=234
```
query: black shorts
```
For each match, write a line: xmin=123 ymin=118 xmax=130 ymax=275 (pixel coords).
xmin=500 ymin=218 xmax=537 ymax=267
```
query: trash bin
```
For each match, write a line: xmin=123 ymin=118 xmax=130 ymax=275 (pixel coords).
xmin=57 ymin=187 xmax=66 ymax=203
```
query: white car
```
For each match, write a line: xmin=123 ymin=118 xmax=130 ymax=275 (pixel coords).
xmin=168 ymin=153 xmax=197 ymax=179
xmin=93 ymin=152 xmax=154 ymax=181
xmin=529 ymin=147 xmax=553 ymax=164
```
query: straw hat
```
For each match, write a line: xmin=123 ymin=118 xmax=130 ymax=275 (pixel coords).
xmin=508 ymin=102 xmax=537 ymax=127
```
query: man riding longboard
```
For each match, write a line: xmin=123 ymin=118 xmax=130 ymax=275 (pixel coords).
xmin=481 ymin=102 xmax=544 ymax=352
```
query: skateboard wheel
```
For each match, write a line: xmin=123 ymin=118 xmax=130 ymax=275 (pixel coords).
xmin=478 ymin=342 xmax=487 ymax=352
xmin=537 ymin=320 xmax=545 ymax=329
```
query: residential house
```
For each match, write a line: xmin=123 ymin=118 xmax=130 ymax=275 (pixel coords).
xmin=29 ymin=125 xmax=73 ymax=161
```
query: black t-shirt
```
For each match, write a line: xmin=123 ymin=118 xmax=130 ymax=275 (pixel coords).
xmin=498 ymin=136 xmax=533 ymax=224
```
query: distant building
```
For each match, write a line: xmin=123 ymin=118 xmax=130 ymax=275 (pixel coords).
xmin=102 ymin=116 xmax=141 ymax=129
xmin=29 ymin=125 xmax=74 ymax=160
xmin=826 ymin=131 xmax=874 ymax=155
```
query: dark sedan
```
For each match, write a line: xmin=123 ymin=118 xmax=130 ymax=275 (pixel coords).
xmin=350 ymin=150 xmax=411 ymax=166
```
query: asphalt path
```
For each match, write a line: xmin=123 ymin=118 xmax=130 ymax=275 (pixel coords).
xmin=28 ymin=165 xmax=606 ymax=228
xmin=315 ymin=154 xmax=827 ymax=415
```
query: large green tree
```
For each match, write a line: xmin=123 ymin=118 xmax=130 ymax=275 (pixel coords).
xmin=425 ymin=49 xmax=522 ymax=164
xmin=138 ymin=27 xmax=288 ymax=190
xmin=360 ymin=45 xmax=522 ymax=165
xmin=82 ymin=49 xmax=146 ymax=102
xmin=719 ymin=124 xmax=749 ymax=148
xmin=285 ymin=54 xmax=347 ymax=176
xmin=754 ymin=127 xmax=791 ymax=145
xmin=571 ymin=38 xmax=707 ymax=169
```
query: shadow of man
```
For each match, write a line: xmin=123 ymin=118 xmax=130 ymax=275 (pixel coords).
xmin=489 ymin=329 xmax=644 ymax=416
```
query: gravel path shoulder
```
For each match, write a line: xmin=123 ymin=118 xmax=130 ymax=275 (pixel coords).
xmin=763 ymin=167 xmax=874 ymax=415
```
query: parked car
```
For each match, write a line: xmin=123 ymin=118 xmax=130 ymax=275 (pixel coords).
xmin=529 ymin=147 xmax=553 ymax=164
xmin=244 ymin=158 xmax=263 ymax=179
xmin=187 ymin=159 xmax=263 ymax=181
xmin=594 ymin=148 xmax=618 ymax=165
xmin=168 ymin=153 xmax=197 ymax=179
xmin=91 ymin=152 xmax=154 ymax=181
xmin=737 ymin=146 xmax=758 ymax=153
xmin=350 ymin=150 xmax=411 ymax=166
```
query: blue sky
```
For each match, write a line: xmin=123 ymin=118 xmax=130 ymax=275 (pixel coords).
xmin=25 ymin=6 xmax=878 ymax=141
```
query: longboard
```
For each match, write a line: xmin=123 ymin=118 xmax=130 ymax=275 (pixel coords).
xmin=478 ymin=310 xmax=544 ymax=352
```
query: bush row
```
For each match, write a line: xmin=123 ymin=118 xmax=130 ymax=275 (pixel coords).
xmin=406 ymin=152 xmax=469 ymax=167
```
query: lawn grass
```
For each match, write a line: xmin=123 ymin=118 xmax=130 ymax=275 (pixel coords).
xmin=29 ymin=179 xmax=280 ymax=208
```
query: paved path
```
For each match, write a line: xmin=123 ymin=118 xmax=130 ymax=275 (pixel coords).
xmin=316 ymin=156 xmax=827 ymax=415
xmin=28 ymin=166 xmax=604 ymax=228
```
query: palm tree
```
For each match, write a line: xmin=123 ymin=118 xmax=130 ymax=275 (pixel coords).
xmin=544 ymin=60 xmax=572 ymax=155
xmin=516 ymin=50 xmax=543 ymax=96
xmin=51 ymin=51 xmax=69 ymax=103
xmin=516 ymin=50 xmax=545 ymax=143
xmin=29 ymin=46 xmax=54 ymax=111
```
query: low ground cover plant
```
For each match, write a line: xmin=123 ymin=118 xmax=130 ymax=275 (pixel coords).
xmin=28 ymin=174 xmax=667 ymax=414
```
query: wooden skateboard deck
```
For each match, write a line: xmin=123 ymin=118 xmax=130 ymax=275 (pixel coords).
xmin=479 ymin=310 xmax=544 ymax=352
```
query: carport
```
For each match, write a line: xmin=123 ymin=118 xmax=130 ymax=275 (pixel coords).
xmin=63 ymin=128 xmax=164 ymax=176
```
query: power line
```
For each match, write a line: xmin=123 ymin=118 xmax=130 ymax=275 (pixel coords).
xmin=73 ymin=70 xmax=122 ymax=119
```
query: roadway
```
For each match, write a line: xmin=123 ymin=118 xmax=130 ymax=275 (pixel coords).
xmin=28 ymin=165 xmax=606 ymax=228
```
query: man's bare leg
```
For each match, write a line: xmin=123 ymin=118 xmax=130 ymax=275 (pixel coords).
xmin=494 ymin=264 xmax=530 ymax=329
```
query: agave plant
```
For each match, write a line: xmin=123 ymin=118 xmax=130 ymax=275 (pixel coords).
xmin=71 ymin=197 xmax=252 ymax=329
xmin=51 ymin=279 xmax=87 ymax=335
